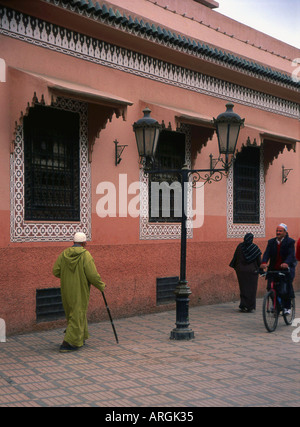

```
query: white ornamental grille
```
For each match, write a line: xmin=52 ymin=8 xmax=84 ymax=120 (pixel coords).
xmin=10 ymin=97 xmax=91 ymax=242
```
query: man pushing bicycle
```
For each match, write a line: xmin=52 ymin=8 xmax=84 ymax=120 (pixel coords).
xmin=260 ymin=223 xmax=297 ymax=315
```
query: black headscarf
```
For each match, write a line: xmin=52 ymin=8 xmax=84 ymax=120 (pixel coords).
xmin=242 ymin=233 xmax=261 ymax=264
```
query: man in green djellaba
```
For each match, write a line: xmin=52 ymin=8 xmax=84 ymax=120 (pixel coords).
xmin=53 ymin=232 xmax=105 ymax=353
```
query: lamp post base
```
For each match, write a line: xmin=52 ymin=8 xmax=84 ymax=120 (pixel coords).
xmin=170 ymin=281 xmax=195 ymax=340
xmin=170 ymin=328 xmax=195 ymax=340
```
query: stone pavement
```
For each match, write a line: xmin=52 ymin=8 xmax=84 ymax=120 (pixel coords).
xmin=0 ymin=293 xmax=300 ymax=408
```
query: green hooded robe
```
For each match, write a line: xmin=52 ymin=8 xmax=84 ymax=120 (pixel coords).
xmin=53 ymin=246 xmax=105 ymax=347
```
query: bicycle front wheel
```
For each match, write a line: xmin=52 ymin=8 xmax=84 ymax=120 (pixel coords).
xmin=283 ymin=298 xmax=296 ymax=325
xmin=262 ymin=290 xmax=279 ymax=332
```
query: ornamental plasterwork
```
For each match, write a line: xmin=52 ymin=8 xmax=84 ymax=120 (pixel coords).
xmin=0 ymin=6 xmax=299 ymax=119
xmin=227 ymin=146 xmax=265 ymax=238
xmin=46 ymin=0 xmax=298 ymax=90
xmin=10 ymin=98 xmax=91 ymax=242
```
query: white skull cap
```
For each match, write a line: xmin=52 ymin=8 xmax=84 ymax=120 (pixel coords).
xmin=74 ymin=232 xmax=87 ymax=242
xmin=278 ymin=223 xmax=288 ymax=231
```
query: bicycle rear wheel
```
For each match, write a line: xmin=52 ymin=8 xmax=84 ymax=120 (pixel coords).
xmin=283 ymin=298 xmax=296 ymax=325
xmin=262 ymin=290 xmax=279 ymax=332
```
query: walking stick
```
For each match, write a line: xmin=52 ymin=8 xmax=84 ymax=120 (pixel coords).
xmin=101 ymin=292 xmax=119 ymax=344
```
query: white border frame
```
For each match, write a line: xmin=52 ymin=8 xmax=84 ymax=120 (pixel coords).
xmin=139 ymin=124 xmax=193 ymax=240
xmin=227 ymin=146 xmax=265 ymax=238
xmin=10 ymin=98 xmax=91 ymax=242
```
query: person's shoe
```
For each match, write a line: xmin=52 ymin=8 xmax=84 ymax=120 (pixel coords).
xmin=283 ymin=308 xmax=291 ymax=315
xmin=59 ymin=341 xmax=79 ymax=353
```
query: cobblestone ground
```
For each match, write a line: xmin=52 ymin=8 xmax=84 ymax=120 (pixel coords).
xmin=0 ymin=293 xmax=299 ymax=407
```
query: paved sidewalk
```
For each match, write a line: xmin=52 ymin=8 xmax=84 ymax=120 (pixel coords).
xmin=0 ymin=293 xmax=300 ymax=407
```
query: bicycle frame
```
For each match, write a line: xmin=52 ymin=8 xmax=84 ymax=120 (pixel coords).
xmin=258 ymin=270 xmax=295 ymax=332
xmin=268 ymin=277 xmax=279 ymax=313
xmin=266 ymin=270 xmax=288 ymax=305
xmin=259 ymin=269 xmax=288 ymax=294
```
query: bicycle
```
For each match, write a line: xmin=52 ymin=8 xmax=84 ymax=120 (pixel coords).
xmin=259 ymin=269 xmax=296 ymax=333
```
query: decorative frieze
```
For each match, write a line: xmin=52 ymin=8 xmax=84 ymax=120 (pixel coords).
xmin=0 ymin=6 xmax=299 ymax=119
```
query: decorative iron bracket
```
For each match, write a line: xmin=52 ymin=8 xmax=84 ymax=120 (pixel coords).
xmin=282 ymin=165 xmax=292 ymax=183
xmin=114 ymin=139 xmax=128 ymax=165
xmin=144 ymin=155 xmax=233 ymax=187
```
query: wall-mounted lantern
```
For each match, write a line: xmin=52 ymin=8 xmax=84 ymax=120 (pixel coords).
xmin=114 ymin=139 xmax=128 ymax=166
xmin=282 ymin=165 xmax=292 ymax=183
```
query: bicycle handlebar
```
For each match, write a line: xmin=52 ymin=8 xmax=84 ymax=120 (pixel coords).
xmin=256 ymin=268 xmax=290 ymax=277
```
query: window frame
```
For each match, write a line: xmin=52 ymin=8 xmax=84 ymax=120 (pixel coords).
xmin=233 ymin=146 xmax=260 ymax=224
xmin=227 ymin=145 xmax=265 ymax=238
xmin=139 ymin=124 xmax=193 ymax=240
xmin=10 ymin=97 xmax=91 ymax=242
xmin=148 ymin=129 xmax=186 ymax=223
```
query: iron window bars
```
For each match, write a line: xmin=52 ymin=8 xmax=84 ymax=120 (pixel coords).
xmin=24 ymin=105 xmax=80 ymax=221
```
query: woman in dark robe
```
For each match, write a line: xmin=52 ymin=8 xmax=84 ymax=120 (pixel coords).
xmin=230 ymin=233 xmax=262 ymax=312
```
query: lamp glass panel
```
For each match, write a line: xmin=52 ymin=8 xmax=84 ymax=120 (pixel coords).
xmin=227 ymin=123 xmax=240 ymax=154
xmin=217 ymin=123 xmax=229 ymax=154
xmin=135 ymin=128 xmax=145 ymax=156
xmin=144 ymin=128 xmax=155 ymax=157
xmin=152 ymin=128 xmax=160 ymax=158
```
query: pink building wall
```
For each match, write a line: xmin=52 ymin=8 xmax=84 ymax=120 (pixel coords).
xmin=0 ymin=0 xmax=299 ymax=335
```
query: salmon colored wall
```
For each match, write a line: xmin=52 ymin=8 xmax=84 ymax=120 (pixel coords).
xmin=2 ymin=238 xmax=299 ymax=335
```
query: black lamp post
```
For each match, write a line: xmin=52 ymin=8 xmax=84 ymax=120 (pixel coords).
xmin=133 ymin=103 xmax=244 ymax=340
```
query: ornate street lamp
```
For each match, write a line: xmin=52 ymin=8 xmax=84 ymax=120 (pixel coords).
xmin=132 ymin=107 xmax=161 ymax=168
xmin=133 ymin=103 xmax=244 ymax=340
xmin=213 ymin=103 xmax=245 ymax=170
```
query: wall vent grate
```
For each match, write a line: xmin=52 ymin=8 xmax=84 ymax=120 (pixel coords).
xmin=36 ymin=288 xmax=65 ymax=322
xmin=156 ymin=276 xmax=178 ymax=305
